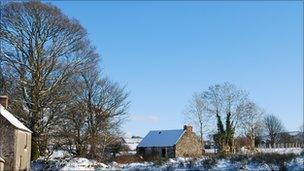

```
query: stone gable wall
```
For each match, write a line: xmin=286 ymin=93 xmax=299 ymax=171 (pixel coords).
xmin=0 ymin=115 xmax=16 ymax=170
xmin=175 ymin=130 xmax=203 ymax=157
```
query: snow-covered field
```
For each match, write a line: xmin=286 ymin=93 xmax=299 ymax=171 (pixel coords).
xmin=107 ymin=156 xmax=304 ymax=171
xmin=257 ymin=148 xmax=303 ymax=155
xmin=32 ymin=148 xmax=304 ymax=171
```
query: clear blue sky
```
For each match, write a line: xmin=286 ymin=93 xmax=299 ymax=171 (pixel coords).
xmin=51 ymin=1 xmax=303 ymax=137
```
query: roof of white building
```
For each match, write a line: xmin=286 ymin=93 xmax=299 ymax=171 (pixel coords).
xmin=0 ymin=105 xmax=32 ymax=133
xmin=137 ymin=129 xmax=185 ymax=147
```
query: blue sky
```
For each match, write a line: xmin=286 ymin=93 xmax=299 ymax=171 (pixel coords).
xmin=51 ymin=1 xmax=303 ymax=137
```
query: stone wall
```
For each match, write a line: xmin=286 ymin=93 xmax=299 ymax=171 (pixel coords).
xmin=175 ymin=129 xmax=203 ymax=157
xmin=0 ymin=115 xmax=16 ymax=170
xmin=0 ymin=115 xmax=31 ymax=171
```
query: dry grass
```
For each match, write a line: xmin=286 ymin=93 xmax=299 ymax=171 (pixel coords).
xmin=115 ymin=154 xmax=144 ymax=164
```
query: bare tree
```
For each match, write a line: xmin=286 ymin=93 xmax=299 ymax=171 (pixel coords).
xmin=203 ymin=83 xmax=249 ymax=132
xmin=184 ymin=92 xmax=212 ymax=151
xmin=56 ymin=68 xmax=129 ymax=161
xmin=202 ymin=82 xmax=249 ymax=153
xmin=240 ymin=101 xmax=264 ymax=150
xmin=0 ymin=1 xmax=98 ymax=159
xmin=263 ymin=114 xmax=285 ymax=148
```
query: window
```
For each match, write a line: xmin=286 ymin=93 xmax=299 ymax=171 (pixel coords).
xmin=24 ymin=133 xmax=27 ymax=149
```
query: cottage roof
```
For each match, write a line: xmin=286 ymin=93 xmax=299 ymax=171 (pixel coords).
xmin=0 ymin=105 xmax=32 ymax=133
xmin=137 ymin=129 xmax=185 ymax=147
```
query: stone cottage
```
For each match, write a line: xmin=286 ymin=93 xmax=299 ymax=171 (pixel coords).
xmin=137 ymin=125 xmax=203 ymax=159
xmin=0 ymin=96 xmax=32 ymax=171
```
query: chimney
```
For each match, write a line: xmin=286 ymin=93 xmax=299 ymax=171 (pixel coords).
xmin=183 ymin=125 xmax=193 ymax=132
xmin=0 ymin=96 xmax=8 ymax=108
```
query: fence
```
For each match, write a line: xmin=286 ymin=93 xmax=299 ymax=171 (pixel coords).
xmin=258 ymin=142 xmax=304 ymax=148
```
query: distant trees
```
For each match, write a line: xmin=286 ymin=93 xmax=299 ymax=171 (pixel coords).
xmin=184 ymin=93 xmax=211 ymax=151
xmin=203 ymin=83 xmax=249 ymax=153
xmin=0 ymin=1 xmax=129 ymax=161
xmin=184 ymin=83 xmax=272 ymax=153
xmin=57 ymin=69 xmax=129 ymax=160
xmin=263 ymin=114 xmax=285 ymax=148
xmin=240 ymin=102 xmax=264 ymax=150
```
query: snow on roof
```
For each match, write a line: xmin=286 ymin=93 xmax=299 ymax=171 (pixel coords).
xmin=0 ymin=105 xmax=32 ymax=133
xmin=137 ymin=129 xmax=185 ymax=147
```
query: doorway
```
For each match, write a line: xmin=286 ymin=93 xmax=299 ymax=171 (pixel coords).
xmin=161 ymin=148 xmax=166 ymax=158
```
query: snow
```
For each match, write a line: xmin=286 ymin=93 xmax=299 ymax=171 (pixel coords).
xmin=124 ymin=137 xmax=142 ymax=151
xmin=106 ymin=156 xmax=304 ymax=171
xmin=32 ymin=148 xmax=304 ymax=171
xmin=138 ymin=129 xmax=184 ymax=147
xmin=60 ymin=158 xmax=107 ymax=171
xmin=286 ymin=157 xmax=304 ymax=171
xmin=205 ymin=148 xmax=217 ymax=153
xmin=213 ymin=159 xmax=239 ymax=170
xmin=49 ymin=150 xmax=72 ymax=159
xmin=0 ymin=104 xmax=32 ymax=132
xmin=31 ymin=151 xmax=108 ymax=171
xmin=257 ymin=148 xmax=304 ymax=155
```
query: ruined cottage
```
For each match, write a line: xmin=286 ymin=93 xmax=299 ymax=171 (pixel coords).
xmin=0 ymin=96 xmax=32 ymax=171
xmin=137 ymin=125 xmax=203 ymax=159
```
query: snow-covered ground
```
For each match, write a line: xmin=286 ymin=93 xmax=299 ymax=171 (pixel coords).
xmin=106 ymin=155 xmax=304 ymax=171
xmin=205 ymin=148 xmax=217 ymax=153
xmin=61 ymin=158 xmax=108 ymax=171
xmin=257 ymin=148 xmax=303 ymax=154
xmin=31 ymin=150 xmax=108 ymax=171
xmin=32 ymin=148 xmax=304 ymax=170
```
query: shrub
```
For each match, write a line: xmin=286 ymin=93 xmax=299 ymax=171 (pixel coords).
xmin=153 ymin=156 xmax=168 ymax=166
xmin=300 ymin=149 xmax=304 ymax=157
xmin=202 ymin=158 xmax=217 ymax=169
xmin=115 ymin=154 xmax=144 ymax=164
xmin=186 ymin=158 xmax=196 ymax=169
xmin=229 ymin=154 xmax=249 ymax=164
xmin=215 ymin=152 xmax=228 ymax=160
xmin=251 ymin=153 xmax=296 ymax=166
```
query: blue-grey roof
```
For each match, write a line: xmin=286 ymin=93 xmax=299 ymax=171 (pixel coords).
xmin=137 ymin=129 xmax=185 ymax=147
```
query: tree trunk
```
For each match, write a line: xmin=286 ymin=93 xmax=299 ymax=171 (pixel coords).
xmin=200 ymin=123 xmax=205 ymax=153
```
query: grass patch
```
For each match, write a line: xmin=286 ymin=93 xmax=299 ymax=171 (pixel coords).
xmin=115 ymin=154 xmax=144 ymax=164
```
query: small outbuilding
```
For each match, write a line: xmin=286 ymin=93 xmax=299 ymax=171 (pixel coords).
xmin=137 ymin=125 xmax=203 ymax=159
xmin=0 ymin=96 xmax=32 ymax=171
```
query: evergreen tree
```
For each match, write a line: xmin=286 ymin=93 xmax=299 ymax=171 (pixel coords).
xmin=216 ymin=113 xmax=225 ymax=133
xmin=214 ymin=113 xmax=226 ymax=151
xmin=225 ymin=112 xmax=235 ymax=151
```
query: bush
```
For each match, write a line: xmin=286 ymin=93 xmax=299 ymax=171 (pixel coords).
xmin=215 ymin=152 xmax=228 ymax=160
xmin=186 ymin=158 xmax=196 ymax=169
xmin=115 ymin=154 xmax=144 ymax=164
xmin=202 ymin=158 xmax=217 ymax=169
xmin=300 ymin=150 xmax=304 ymax=157
xmin=229 ymin=154 xmax=249 ymax=164
xmin=153 ymin=156 xmax=168 ymax=166
xmin=251 ymin=153 xmax=296 ymax=167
